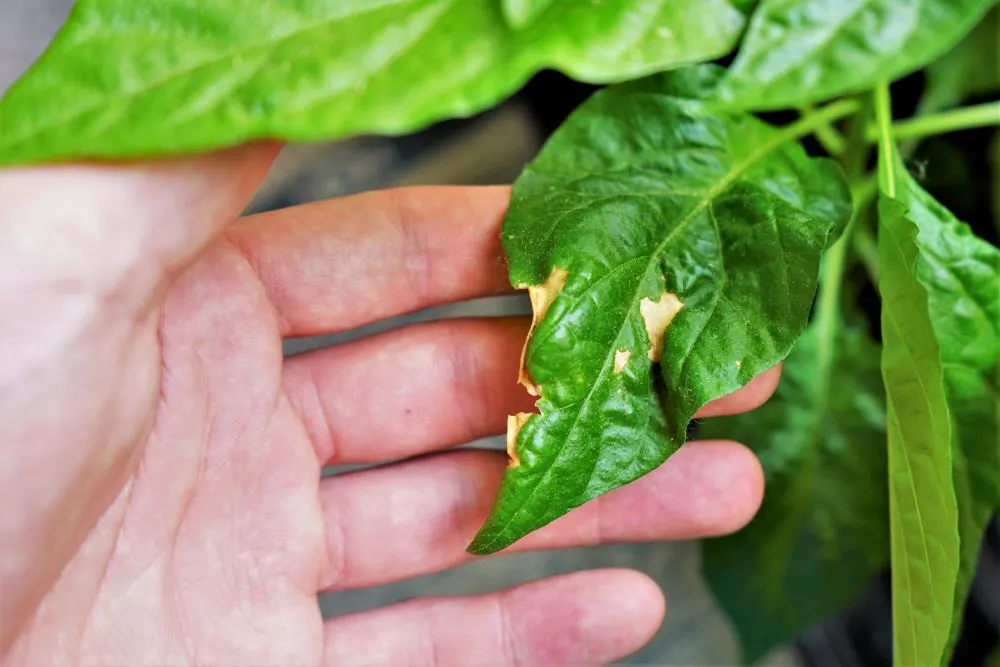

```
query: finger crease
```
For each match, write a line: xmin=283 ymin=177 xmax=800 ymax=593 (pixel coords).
xmin=494 ymin=595 xmax=524 ymax=667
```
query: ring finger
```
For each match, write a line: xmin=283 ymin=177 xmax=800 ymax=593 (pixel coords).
xmin=318 ymin=440 xmax=763 ymax=591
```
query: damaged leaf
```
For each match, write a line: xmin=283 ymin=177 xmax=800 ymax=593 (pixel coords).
xmin=468 ymin=65 xmax=853 ymax=555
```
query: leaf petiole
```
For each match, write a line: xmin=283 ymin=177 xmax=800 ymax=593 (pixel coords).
xmin=853 ymin=221 xmax=880 ymax=283
xmin=785 ymin=99 xmax=863 ymax=144
xmin=800 ymin=104 xmax=849 ymax=155
xmin=847 ymin=176 xmax=880 ymax=283
xmin=867 ymin=100 xmax=1000 ymax=142
xmin=874 ymin=84 xmax=898 ymax=195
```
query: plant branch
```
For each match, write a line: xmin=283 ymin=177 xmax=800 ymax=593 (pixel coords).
xmin=841 ymin=97 xmax=873 ymax=180
xmin=873 ymin=83 xmax=897 ymax=196
xmin=866 ymin=101 xmax=1000 ymax=143
xmin=853 ymin=221 xmax=879 ymax=283
xmin=791 ymin=99 xmax=864 ymax=141
xmin=815 ymin=219 xmax=852 ymax=398
xmin=801 ymin=104 xmax=848 ymax=155
xmin=815 ymin=175 xmax=874 ymax=395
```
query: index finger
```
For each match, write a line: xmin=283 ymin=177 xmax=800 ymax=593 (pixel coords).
xmin=226 ymin=186 xmax=513 ymax=338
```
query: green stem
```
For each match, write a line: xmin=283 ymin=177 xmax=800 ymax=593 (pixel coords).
xmin=853 ymin=176 xmax=879 ymax=211
xmin=815 ymin=175 xmax=873 ymax=388
xmin=790 ymin=99 xmax=864 ymax=141
xmin=873 ymin=83 xmax=897 ymax=196
xmin=815 ymin=223 xmax=851 ymax=394
xmin=841 ymin=97 xmax=873 ymax=180
xmin=849 ymin=175 xmax=879 ymax=283
xmin=866 ymin=101 xmax=1000 ymax=143
xmin=853 ymin=219 xmax=879 ymax=283
xmin=801 ymin=104 xmax=848 ymax=155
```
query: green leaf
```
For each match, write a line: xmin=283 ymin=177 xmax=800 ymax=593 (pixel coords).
xmin=702 ymin=319 xmax=888 ymax=663
xmin=0 ymin=0 xmax=750 ymax=166
xmin=501 ymin=0 xmax=553 ymax=29
xmin=717 ymin=0 xmax=997 ymax=111
xmin=878 ymin=192 xmax=960 ymax=667
xmin=884 ymin=155 xmax=1000 ymax=656
xmin=876 ymin=94 xmax=963 ymax=666
xmin=919 ymin=7 xmax=1000 ymax=114
xmin=468 ymin=65 xmax=854 ymax=555
xmin=993 ymin=133 xmax=1000 ymax=229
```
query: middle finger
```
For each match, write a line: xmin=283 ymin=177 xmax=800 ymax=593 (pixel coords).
xmin=283 ymin=317 xmax=781 ymax=466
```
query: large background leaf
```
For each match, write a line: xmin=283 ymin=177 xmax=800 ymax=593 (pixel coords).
xmin=0 ymin=0 xmax=749 ymax=165
xmin=702 ymin=319 xmax=888 ymax=663
xmin=878 ymin=135 xmax=962 ymax=666
xmin=717 ymin=0 xmax=997 ymax=110
xmin=919 ymin=7 xmax=1000 ymax=114
xmin=501 ymin=0 xmax=553 ymax=29
xmin=468 ymin=66 xmax=853 ymax=555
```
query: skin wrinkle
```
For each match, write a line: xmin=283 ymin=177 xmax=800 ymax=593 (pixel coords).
xmin=319 ymin=486 xmax=349 ymax=590
xmin=444 ymin=321 xmax=488 ymax=446
xmin=281 ymin=346 xmax=339 ymax=466
xmin=394 ymin=190 xmax=437 ymax=310
xmin=71 ymin=484 xmax=132 ymax=660
xmin=221 ymin=230 xmax=295 ymax=336
xmin=440 ymin=455 xmax=482 ymax=558
xmin=423 ymin=608 xmax=443 ymax=667
xmin=494 ymin=595 xmax=524 ymax=667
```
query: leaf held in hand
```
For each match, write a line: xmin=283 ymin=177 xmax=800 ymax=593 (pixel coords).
xmin=467 ymin=65 xmax=853 ymax=555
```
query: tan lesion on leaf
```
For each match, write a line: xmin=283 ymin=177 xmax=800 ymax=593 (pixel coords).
xmin=613 ymin=349 xmax=631 ymax=374
xmin=505 ymin=412 xmax=533 ymax=468
xmin=639 ymin=292 xmax=684 ymax=361
xmin=517 ymin=266 xmax=569 ymax=396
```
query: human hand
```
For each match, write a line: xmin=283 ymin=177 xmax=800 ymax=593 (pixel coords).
xmin=0 ymin=146 xmax=774 ymax=666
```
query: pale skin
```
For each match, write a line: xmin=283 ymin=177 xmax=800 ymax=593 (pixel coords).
xmin=0 ymin=144 xmax=777 ymax=666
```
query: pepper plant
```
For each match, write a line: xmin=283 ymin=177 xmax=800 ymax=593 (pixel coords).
xmin=1 ymin=1 xmax=998 ymax=665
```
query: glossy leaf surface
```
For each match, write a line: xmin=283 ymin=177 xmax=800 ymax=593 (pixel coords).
xmin=0 ymin=0 xmax=748 ymax=165
xmin=920 ymin=7 xmax=1000 ymax=114
xmin=468 ymin=66 xmax=853 ymax=555
xmin=718 ymin=0 xmax=997 ymax=110
xmin=702 ymin=320 xmax=888 ymax=663
xmin=501 ymin=0 xmax=554 ymax=29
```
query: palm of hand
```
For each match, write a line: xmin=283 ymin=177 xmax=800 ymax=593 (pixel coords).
xmin=9 ymin=229 xmax=325 ymax=664
xmin=2 ymin=149 xmax=770 ymax=667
